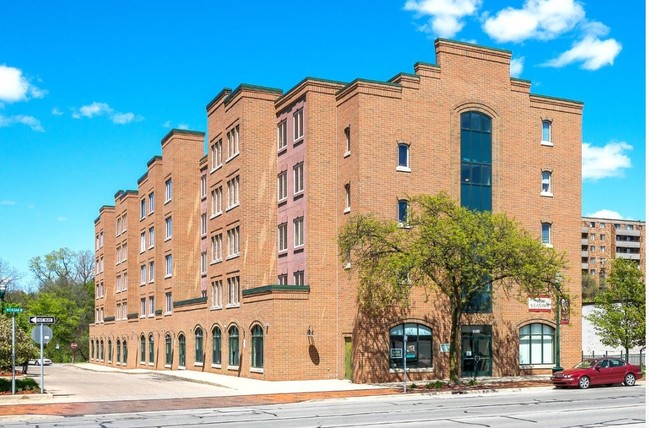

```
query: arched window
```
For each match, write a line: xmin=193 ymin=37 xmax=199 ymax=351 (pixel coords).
xmin=165 ymin=334 xmax=172 ymax=366
xmin=389 ymin=323 xmax=433 ymax=369
xmin=108 ymin=340 xmax=113 ymax=363
xmin=397 ymin=199 xmax=409 ymax=226
xmin=178 ymin=334 xmax=186 ymax=367
xmin=460 ymin=111 xmax=492 ymax=211
xmin=91 ymin=340 xmax=95 ymax=360
xmin=116 ymin=340 xmax=121 ymax=365
xmin=541 ymin=170 xmax=552 ymax=195
xmin=122 ymin=339 xmax=128 ymax=365
xmin=251 ymin=325 xmax=264 ymax=369
xmin=140 ymin=335 xmax=146 ymax=364
xmin=148 ymin=334 xmax=155 ymax=364
xmin=212 ymin=327 xmax=221 ymax=365
xmin=195 ymin=328 xmax=204 ymax=364
xmin=397 ymin=142 xmax=410 ymax=171
xmin=228 ymin=326 xmax=240 ymax=367
xmin=542 ymin=120 xmax=552 ymax=143
xmin=519 ymin=323 xmax=555 ymax=365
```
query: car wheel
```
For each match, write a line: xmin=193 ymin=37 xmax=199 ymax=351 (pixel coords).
xmin=624 ymin=373 xmax=636 ymax=386
xmin=578 ymin=376 xmax=590 ymax=389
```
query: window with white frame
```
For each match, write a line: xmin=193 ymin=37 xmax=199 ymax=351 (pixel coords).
xmin=165 ymin=254 xmax=173 ymax=277
xmin=165 ymin=178 xmax=172 ymax=202
xmin=278 ymin=171 xmax=287 ymax=201
xmin=116 ymin=217 xmax=122 ymax=236
xmin=227 ymin=276 xmax=240 ymax=306
xmin=227 ymin=226 xmax=240 ymax=258
xmin=140 ymin=265 xmax=146 ymax=285
xmin=519 ymin=323 xmax=554 ymax=365
xmin=116 ymin=303 xmax=121 ymax=320
xmin=397 ymin=142 xmax=410 ymax=171
xmin=148 ymin=226 xmax=155 ymax=248
xmin=541 ymin=222 xmax=552 ymax=246
xmin=200 ymin=176 xmax=207 ymax=199
xmin=344 ymin=126 xmax=351 ymax=155
xmin=293 ymin=108 xmax=303 ymax=141
xmin=201 ymin=213 xmax=207 ymax=236
xmin=398 ymin=199 xmax=409 ymax=226
xmin=293 ymin=162 xmax=304 ymax=194
xmin=122 ymin=243 xmax=127 ymax=261
xmin=277 ymin=119 xmax=287 ymax=151
xmin=294 ymin=270 xmax=305 ymax=286
xmin=278 ymin=223 xmax=288 ymax=252
xmin=211 ymin=187 xmax=222 ymax=217
xmin=140 ymin=297 xmax=146 ymax=318
xmin=140 ymin=199 xmax=146 ymax=219
xmin=211 ymin=280 xmax=222 ymax=309
xmin=294 ymin=217 xmax=304 ymax=248
xmin=278 ymin=273 xmax=288 ymax=285
xmin=201 ymin=251 xmax=207 ymax=275
xmin=122 ymin=214 xmax=127 ymax=232
xmin=100 ymin=256 xmax=104 ymax=272
xmin=99 ymin=231 xmax=104 ymax=247
xmin=211 ymin=139 xmax=223 ymax=170
xmin=148 ymin=261 xmax=155 ymax=282
xmin=148 ymin=192 xmax=155 ymax=213
xmin=344 ymin=183 xmax=351 ymax=213
xmin=165 ymin=292 xmax=172 ymax=314
xmin=165 ymin=216 xmax=172 ymax=240
xmin=541 ymin=120 xmax=552 ymax=144
xmin=227 ymin=176 xmax=240 ymax=209
xmin=227 ymin=125 xmax=239 ymax=160
xmin=140 ymin=232 xmax=146 ymax=252
xmin=541 ymin=170 xmax=552 ymax=196
xmin=148 ymin=296 xmax=155 ymax=317
xmin=211 ymin=234 xmax=223 ymax=262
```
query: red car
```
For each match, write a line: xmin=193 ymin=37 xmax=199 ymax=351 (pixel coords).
xmin=552 ymin=357 xmax=642 ymax=389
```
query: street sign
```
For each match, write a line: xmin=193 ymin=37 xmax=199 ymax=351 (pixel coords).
xmin=29 ymin=316 xmax=55 ymax=324
xmin=3 ymin=307 xmax=23 ymax=314
xmin=31 ymin=325 xmax=53 ymax=345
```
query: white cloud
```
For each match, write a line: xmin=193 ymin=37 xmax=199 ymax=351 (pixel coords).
xmin=73 ymin=102 xmax=140 ymax=124
xmin=582 ymin=141 xmax=632 ymax=180
xmin=404 ymin=0 xmax=481 ymax=38
xmin=483 ymin=0 xmax=585 ymax=42
xmin=0 ymin=114 xmax=44 ymax=132
xmin=510 ymin=57 xmax=524 ymax=77
xmin=0 ymin=65 xmax=46 ymax=104
xmin=587 ymin=209 xmax=623 ymax=220
xmin=51 ymin=108 xmax=63 ymax=116
xmin=543 ymin=36 xmax=622 ymax=70
xmin=0 ymin=200 xmax=16 ymax=206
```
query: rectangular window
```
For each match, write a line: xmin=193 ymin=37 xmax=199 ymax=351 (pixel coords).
xmin=211 ymin=234 xmax=223 ymax=262
xmin=278 ymin=223 xmax=288 ymax=252
xmin=344 ymin=126 xmax=351 ymax=155
xmin=201 ymin=251 xmax=207 ymax=275
xmin=148 ymin=192 xmax=155 ymax=213
xmin=140 ymin=265 xmax=146 ymax=285
xmin=293 ymin=108 xmax=303 ymax=141
xmin=542 ymin=120 xmax=552 ymax=143
xmin=140 ymin=297 xmax=146 ymax=318
xmin=211 ymin=139 xmax=223 ymax=170
xmin=227 ymin=276 xmax=240 ymax=306
xmin=165 ymin=292 xmax=172 ymax=314
xmin=600 ymin=246 xmax=606 ymax=252
xmin=211 ymin=280 xmax=222 ymax=308
xmin=201 ymin=176 xmax=207 ymax=199
xmin=600 ymin=234 xmax=605 ymax=240
xmin=165 ymin=178 xmax=172 ymax=203
xmin=201 ymin=213 xmax=207 ymax=236
xmin=148 ymin=296 xmax=155 ymax=317
xmin=397 ymin=143 xmax=410 ymax=171
xmin=148 ymin=227 xmax=155 ymax=248
xmin=227 ymin=125 xmax=239 ymax=160
xmin=140 ymin=199 xmax=146 ymax=219
xmin=116 ymin=218 xmax=122 ymax=236
xmin=277 ymin=120 xmax=287 ymax=151
xmin=148 ymin=261 xmax=155 ymax=282
xmin=227 ymin=176 xmax=240 ymax=209
xmin=294 ymin=217 xmax=304 ymax=248
xmin=165 ymin=254 xmax=172 ymax=277
xmin=227 ymin=226 xmax=240 ymax=258
xmin=541 ymin=171 xmax=552 ymax=195
xmin=140 ymin=232 xmax=146 ymax=253
xmin=278 ymin=274 xmax=288 ymax=285
xmin=278 ymin=171 xmax=287 ymax=201
xmin=542 ymin=223 xmax=552 ymax=246
xmin=293 ymin=162 xmax=304 ymax=194
xmin=294 ymin=270 xmax=304 ymax=286
xmin=344 ymin=184 xmax=351 ymax=213
xmin=398 ymin=199 xmax=409 ymax=226
xmin=165 ymin=216 xmax=172 ymax=240
xmin=211 ymin=187 xmax=223 ymax=217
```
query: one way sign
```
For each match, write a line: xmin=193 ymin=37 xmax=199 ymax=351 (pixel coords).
xmin=29 ymin=316 xmax=56 ymax=324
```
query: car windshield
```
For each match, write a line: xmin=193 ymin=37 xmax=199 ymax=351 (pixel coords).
xmin=573 ymin=360 xmax=597 ymax=369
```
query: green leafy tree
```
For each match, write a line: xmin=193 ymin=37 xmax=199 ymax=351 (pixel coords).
xmin=585 ymin=258 xmax=645 ymax=361
xmin=0 ymin=314 xmax=38 ymax=370
xmin=339 ymin=193 xmax=567 ymax=382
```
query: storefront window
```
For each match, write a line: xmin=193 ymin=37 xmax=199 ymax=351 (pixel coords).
xmin=519 ymin=323 xmax=554 ymax=365
xmin=389 ymin=323 xmax=433 ymax=369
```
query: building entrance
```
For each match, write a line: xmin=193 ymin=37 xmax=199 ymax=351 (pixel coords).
xmin=461 ymin=325 xmax=492 ymax=377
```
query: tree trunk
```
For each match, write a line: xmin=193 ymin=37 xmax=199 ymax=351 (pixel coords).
xmin=449 ymin=305 xmax=461 ymax=383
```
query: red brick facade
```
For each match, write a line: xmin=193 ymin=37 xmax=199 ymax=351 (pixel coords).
xmin=90 ymin=39 xmax=583 ymax=383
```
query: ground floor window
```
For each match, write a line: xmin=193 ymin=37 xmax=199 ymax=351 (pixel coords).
xmin=165 ymin=334 xmax=172 ymax=366
xmin=140 ymin=335 xmax=146 ymax=364
xmin=149 ymin=335 xmax=155 ymax=364
xmin=229 ymin=326 xmax=239 ymax=367
xmin=100 ymin=340 xmax=104 ymax=360
xmin=116 ymin=340 xmax=121 ymax=364
xmin=389 ymin=323 xmax=433 ymax=369
xmin=251 ymin=325 xmax=263 ymax=369
xmin=519 ymin=323 xmax=554 ymax=365
xmin=108 ymin=340 xmax=112 ymax=363
xmin=179 ymin=334 xmax=186 ymax=367
xmin=91 ymin=341 xmax=95 ymax=360
xmin=212 ymin=327 xmax=221 ymax=365
xmin=195 ymin=328 xmax=204 ymax=364
xmin=122 ymin=340 xmax=128 ymax=365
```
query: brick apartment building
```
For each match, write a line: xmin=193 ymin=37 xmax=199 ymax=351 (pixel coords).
xmin=581 ymin=217 xmax=645 ymax=288
xmin=90 ymin=39 xmax=584 ymax=383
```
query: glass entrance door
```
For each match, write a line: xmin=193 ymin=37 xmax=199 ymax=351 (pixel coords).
xmin=461 ymin=325 xmax=492 ymax=377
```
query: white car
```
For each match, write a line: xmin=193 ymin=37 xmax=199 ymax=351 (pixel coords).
xmin=28 ymin=358 xmax=52 ymax=366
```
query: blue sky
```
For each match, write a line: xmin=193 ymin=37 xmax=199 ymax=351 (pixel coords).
xmin=0 ymin=0 xmax=645 ymax=286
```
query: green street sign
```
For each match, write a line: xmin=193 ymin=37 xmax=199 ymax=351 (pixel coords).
xmin=4 ymin=307 xmax=23 ymax=314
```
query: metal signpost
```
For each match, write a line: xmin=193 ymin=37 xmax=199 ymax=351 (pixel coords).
xmin=30 ymin=316 xmax=55 ymax=394
xmin=403 ymin=335 xmax=408 ymax=393
xmin=4 ymin=306 xmax=23 ymax=395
